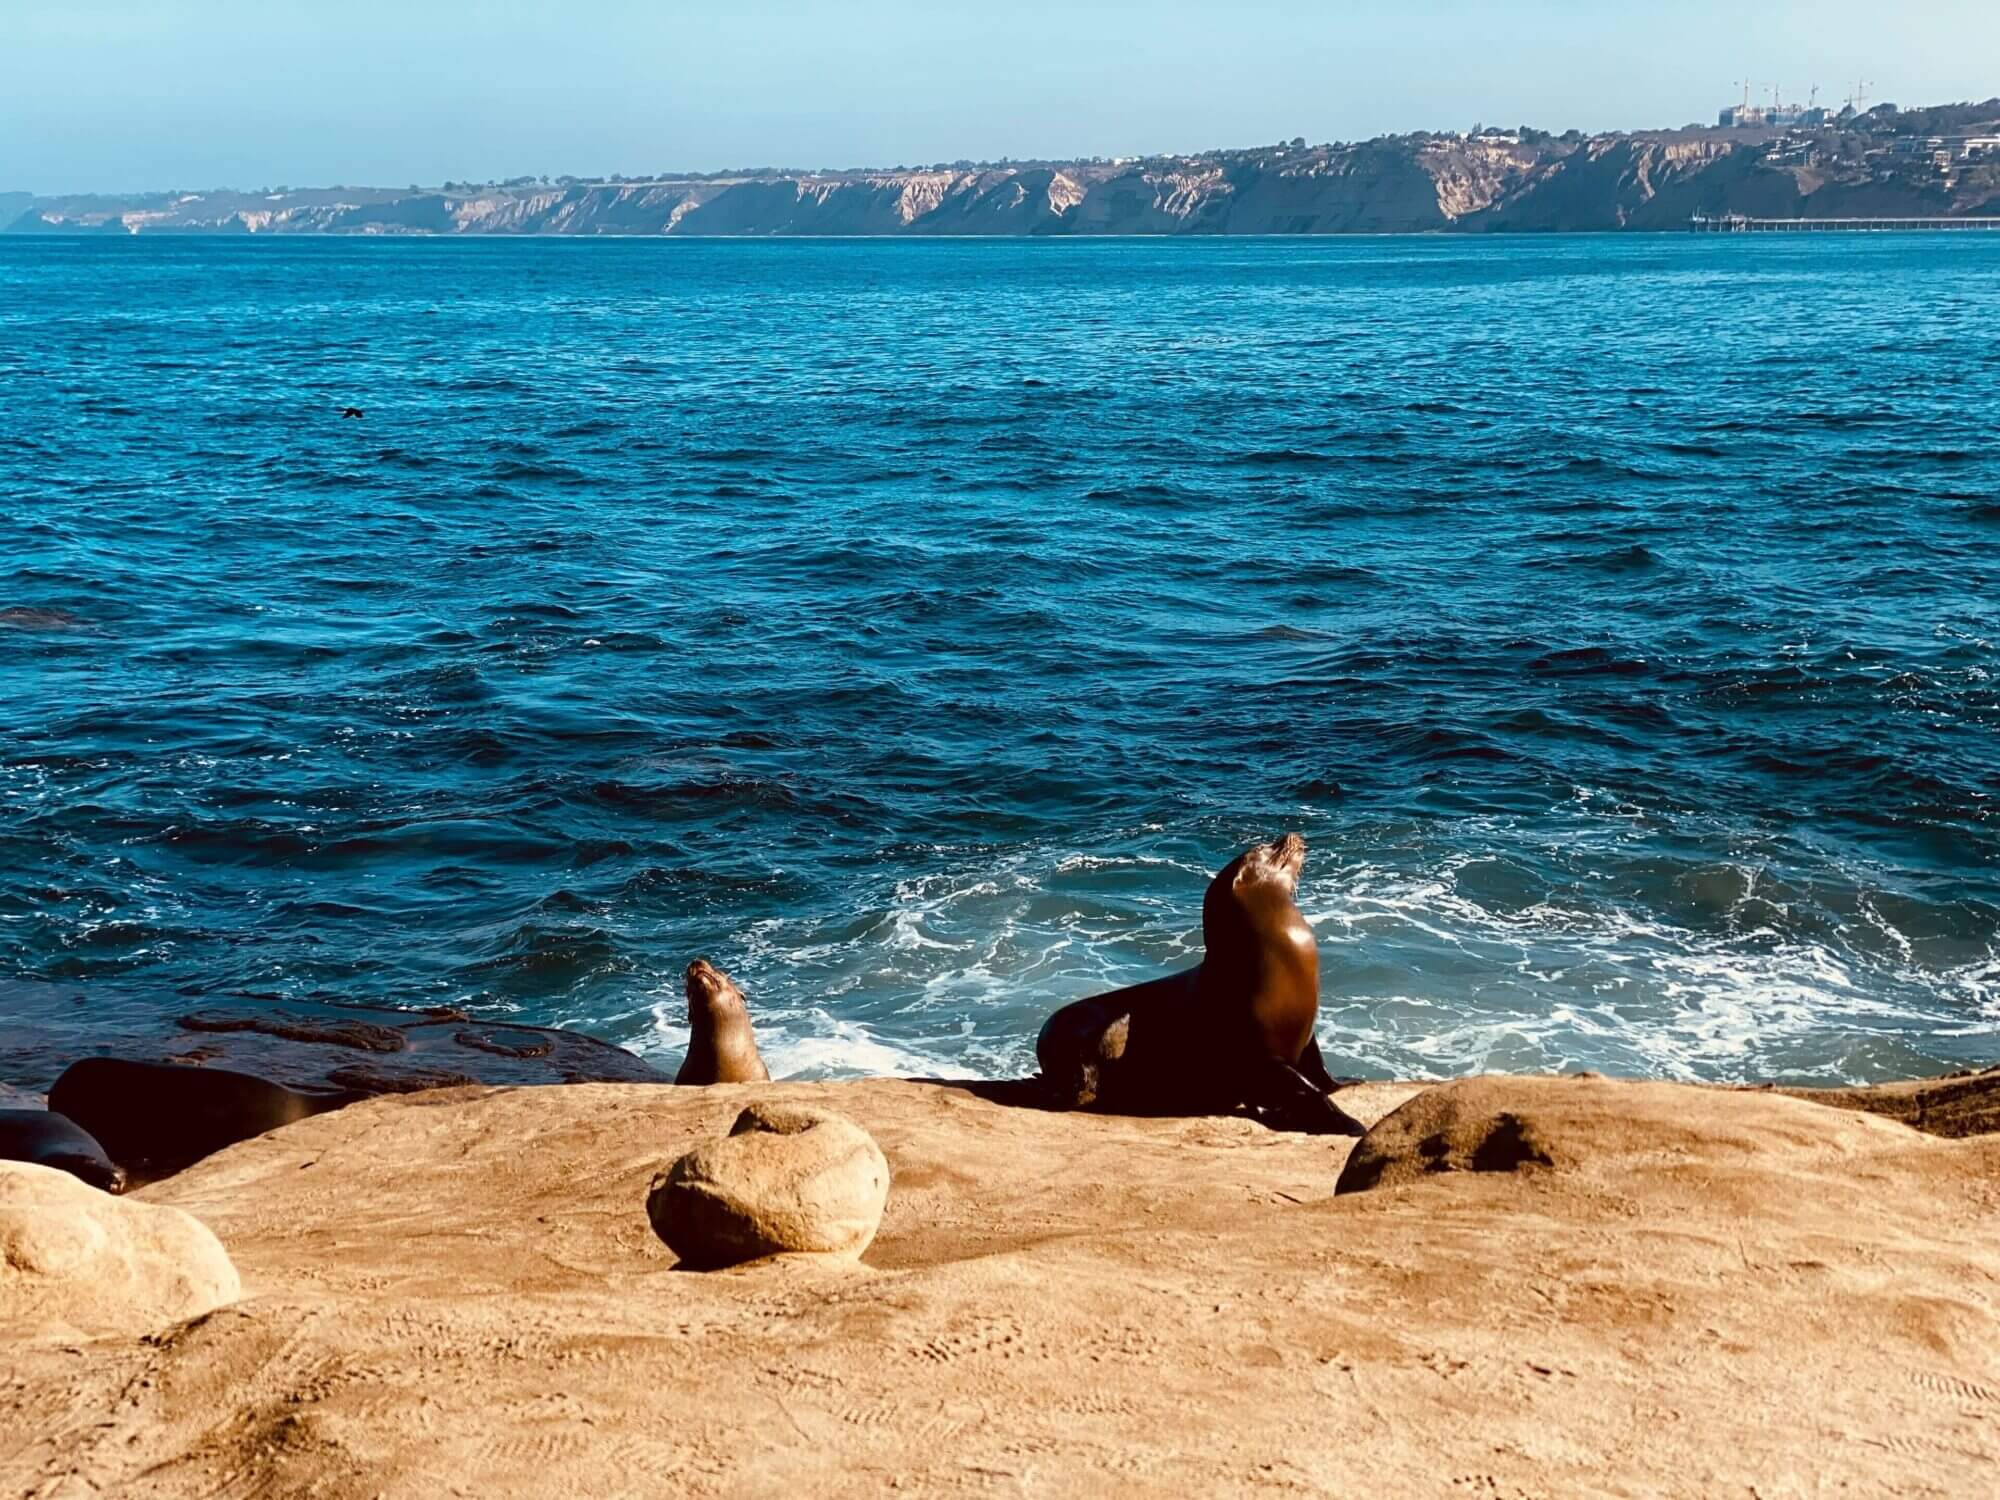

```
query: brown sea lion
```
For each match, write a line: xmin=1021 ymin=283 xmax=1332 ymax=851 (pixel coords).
xmin=0 ymin=1109 xmax=127 ymax=1193
xmin=48 ymin=1057 xmax=349 ymax=1183
xmin=677 ymin=960 xmax=771 ymax=1085
xmin=1035 ymin=833 xmax=1364 ymax=1135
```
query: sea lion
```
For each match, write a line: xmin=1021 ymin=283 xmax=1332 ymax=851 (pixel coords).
xmin=0 ymin=1109 xmax=127 ymax=1193
xmin=677 ymin=960 xmax=770 ymax=1085
xmin=0 ymin=606 xmax=79 ymax=630
xmin=1035 ymin=833 xmax=1365 ymax=1135
xmin=48 ymin=1057 xmax=348 ymax=1182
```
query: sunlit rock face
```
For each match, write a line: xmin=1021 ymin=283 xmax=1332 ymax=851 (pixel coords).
xmin=15 ymin=105 xmax=1995 ymax=237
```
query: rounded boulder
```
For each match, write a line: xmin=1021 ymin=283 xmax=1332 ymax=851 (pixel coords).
xmin=1 ymin=1161 xmax=240 ymax=1334
xmin=648 ymin=1103 xmax=889 ymax=1269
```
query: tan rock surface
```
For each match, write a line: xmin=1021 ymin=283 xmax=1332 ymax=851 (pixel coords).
xmin=4 ymin=1076 xmax=1997 ymax=1498
xmin=0 ymin=1161 xmax=239 ymax=1337
xmin=649 ymin=1102 xmax=890 ymax=1267
xmin=1336 ymin=1073 xmax=1922 ymax=1196
xmin=1777 ymin=1063 xmax=2000 ymax=1138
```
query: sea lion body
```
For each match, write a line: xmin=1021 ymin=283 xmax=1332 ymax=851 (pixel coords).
xmin=1036 ymin=834 xmax=1362 ymax=1135
xmin=677 ymin=960 xmax=770 ymax=1085
xmin=48 ymin=1057 xmax=348 ymax=1183
xmin=0 ymin=1109 xmax=127 ymax=1193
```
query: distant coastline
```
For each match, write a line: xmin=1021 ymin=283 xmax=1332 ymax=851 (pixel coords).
xmin=9 ymin=97 xmax=1998 ymax=238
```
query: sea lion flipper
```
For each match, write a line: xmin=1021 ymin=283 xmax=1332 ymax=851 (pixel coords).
xmin=1036 ymin=998 xmax=1137 ymax=1110
xmin=1251 ymin=1060 xmax=1368 ymax=1137
xmin=1294 ymin=1037 xmax=1339 ymax=1093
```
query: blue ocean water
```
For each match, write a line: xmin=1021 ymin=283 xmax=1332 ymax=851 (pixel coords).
xmin=2 ymin=234 xmax=1996 ymax=1088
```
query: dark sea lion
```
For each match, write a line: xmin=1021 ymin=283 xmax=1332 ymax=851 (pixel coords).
xmin=0 ymin=1109 xmax=127 ymax=1193
xmin=677 ymin=960 xmax=770 ymax=1085
xmin=48 ymin=1057 xmax=350 ymax=1182
xmin=1035 ymin=833 xmax=1365 ymax=1135
xmin=0 ymin=606 xmax=80 ymax=630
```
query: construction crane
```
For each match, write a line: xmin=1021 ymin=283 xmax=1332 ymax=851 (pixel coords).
xmin=1846 ymin=78 xmax=1873 ymax=112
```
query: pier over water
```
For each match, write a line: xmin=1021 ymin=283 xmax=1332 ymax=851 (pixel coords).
xmin=1691 ymin=212 xmax=2000 ymax=232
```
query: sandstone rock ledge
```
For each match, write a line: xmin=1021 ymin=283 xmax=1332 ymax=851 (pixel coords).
xmin=0 ymin=1161 xmax=239 ymax=1335
xmin=4 ymin=1076 xmax=1997 ymax=1498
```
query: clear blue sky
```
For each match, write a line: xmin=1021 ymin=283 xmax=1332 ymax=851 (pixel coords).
xmin=4 ymin=1 xmax=1996 ymax=193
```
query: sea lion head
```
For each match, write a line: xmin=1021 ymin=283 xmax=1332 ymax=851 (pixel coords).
xmin=1235 ymin=832 xmax=1308 ymax=894
xmin=685 ymin=958 xmax=749 ymax=1023
xmin=0 ymin=1108 xmax=129 ymax=1194
xmin=45 ymin=1148 xmax=128 ymax=1195
xmin=1203 ymin=832 xmax=1309 ymax=939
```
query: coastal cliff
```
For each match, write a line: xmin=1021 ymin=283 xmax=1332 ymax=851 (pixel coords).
xmin=11 ymin=100 xmax=1998 ymax=237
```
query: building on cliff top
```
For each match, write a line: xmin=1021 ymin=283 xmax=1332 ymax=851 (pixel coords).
xmin=1719 ymin=102 xmax=1829 ymax=129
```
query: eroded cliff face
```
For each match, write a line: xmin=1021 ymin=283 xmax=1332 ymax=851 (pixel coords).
xmin=1466 ymin=136 xmax=1998 ymax=229
xmin=1468 ymin=137 xmax=1751 ymax=230
xmin=11 ymin=119 xmax=1999 ymax=235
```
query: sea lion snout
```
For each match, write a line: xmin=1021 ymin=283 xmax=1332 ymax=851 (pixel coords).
xmin=55 ymin=1152 xmax=129 ymax=1195
xmin=685 ymin=959 xmax=731 ymax=1005
xmin=1244 ymin=832 xmax=1307 ymax=890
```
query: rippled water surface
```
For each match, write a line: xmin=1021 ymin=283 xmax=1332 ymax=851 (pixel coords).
xmin=3 ymin=235 xmax=1997 ymax=1085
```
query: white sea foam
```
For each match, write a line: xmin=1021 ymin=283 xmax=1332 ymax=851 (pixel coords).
xmin=758 ymin=1013 xmax=983 ymax=1081
xmin=628 ymin=824 xmax=1996 ymax=1090
xmin=1303 ymin=842 xmax=1997 ymax=1085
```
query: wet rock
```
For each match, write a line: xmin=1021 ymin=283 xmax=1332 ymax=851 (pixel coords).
xmin=0 ymin=1161 xmax=239 ymax=1333
xmin=648 ymin=1104 xmax=889 ymax=1269
xmin=5 ymin=978 xmax=670 ymax=1180
xmin=4 ymin=979 xmax=667 ymax=1098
